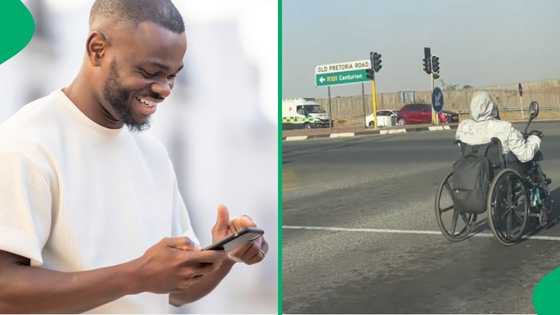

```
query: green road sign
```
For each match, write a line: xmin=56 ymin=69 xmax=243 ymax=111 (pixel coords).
xmin=314 ymin=59 xmax=370 ymax=87
xmin=315 ymin=69 xmax=368 ymax=87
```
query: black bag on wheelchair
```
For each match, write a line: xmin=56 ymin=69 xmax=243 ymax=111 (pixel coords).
xmin=450 ymin=142 xmax=496 ymax=214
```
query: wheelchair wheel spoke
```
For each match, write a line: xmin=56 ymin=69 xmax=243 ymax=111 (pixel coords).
xmin=451 ymin=209 xmax=459 ymax=234
xmin=512 ymin=209 xmax=522 ymax=224
xmin=506 ymin=177 xmax=514 ymax=206
xmin=440 ymin=205 xmax=453 ymax=213
xmin=444 ymin=182 xmax=452 ymax=193
xmin=460 ymin=212 xmax=470 ymax=224
xmin=501 ymin=208 xmax=512 ymax=221
xmin=506 ymin=210 xmax=513 ymax=239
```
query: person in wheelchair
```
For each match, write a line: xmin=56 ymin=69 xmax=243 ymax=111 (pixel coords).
xmin=455 ymin=91 xmax=542 ymax=173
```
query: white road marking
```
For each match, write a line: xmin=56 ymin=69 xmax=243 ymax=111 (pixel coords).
xmin=380 ymin=128 xmax=407 ymax=135
xmin=429 ymin=126 xmax=444 ymax=131
xmin=330 ymin=132 xmax=355 ymax=138
xmin=285 ymin=136 xmax=308 ymax=141
xmin=283 ymin=225 xmax=560 ymax=241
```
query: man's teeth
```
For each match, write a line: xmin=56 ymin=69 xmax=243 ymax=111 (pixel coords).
xmin=136 ymin=97 xmax=155 ymax=108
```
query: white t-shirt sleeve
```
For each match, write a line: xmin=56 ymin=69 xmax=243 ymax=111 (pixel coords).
xmin=171 ymin=180 xmax=200 ymax=247
xmin=0 ymin=151 xmax=52 ymax=266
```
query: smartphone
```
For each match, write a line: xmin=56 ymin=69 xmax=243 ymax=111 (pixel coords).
xmin=203 ymin=227 xmax=264 ymax=251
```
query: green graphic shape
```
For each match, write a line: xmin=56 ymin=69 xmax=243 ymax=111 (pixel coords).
xmin=533 ymin=266 xmax=560 ymax=314
xmin=0 ymin=0 xmax=35 ymax=64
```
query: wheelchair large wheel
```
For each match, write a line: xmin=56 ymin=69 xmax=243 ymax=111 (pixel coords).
xmin=435 ymin=172 xmax=477 ymax=242
xmin=487 ymin=168 xmax=529 ymax=246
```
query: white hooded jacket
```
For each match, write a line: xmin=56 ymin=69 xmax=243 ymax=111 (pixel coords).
xmin=455 ymin=91 xmax=541 ymax=163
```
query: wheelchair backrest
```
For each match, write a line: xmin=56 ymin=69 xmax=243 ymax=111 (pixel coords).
xmin=456 ymin=137 xmax=506 ymax=170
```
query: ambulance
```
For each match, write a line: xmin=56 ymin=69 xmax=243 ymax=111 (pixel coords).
xmin=282 ymin=97 xmax=331 ymax=129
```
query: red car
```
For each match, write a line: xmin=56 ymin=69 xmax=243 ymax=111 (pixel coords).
xmin=398 ymin=103 xmax=459 ymax=125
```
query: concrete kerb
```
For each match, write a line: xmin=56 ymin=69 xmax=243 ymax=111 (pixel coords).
xmin=281 ymin=119 xmax=560 ymax=142
xmin=282 ymin=125 xmax=455 ymax=141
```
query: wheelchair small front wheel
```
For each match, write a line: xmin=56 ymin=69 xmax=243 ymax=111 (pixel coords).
xmin=487 ymin=168 xmax=529 ymax=246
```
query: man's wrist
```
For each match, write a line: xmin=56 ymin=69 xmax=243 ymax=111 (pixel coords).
xmin=121 ymin=258 xmax=144 ymax=295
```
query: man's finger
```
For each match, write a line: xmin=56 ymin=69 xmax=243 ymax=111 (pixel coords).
xmin=258 ymin=237 xmax=269 ymax=255
xmin=239 ymin=243 xmax=260 ymax=262
xmin=181 ymin=249 xmax=226 ymax=264
xmin=227 ymin=242 xmax=252 ymax=259
xmin=245 ymin=248 xmax=265 ymax=265
xmin=230 ymin=215 xmax=257 ymax=232
xmin=214 ymin=204 xmax=230 ymax=231
xmin=165 ymin=236 xmax=197 ymax=250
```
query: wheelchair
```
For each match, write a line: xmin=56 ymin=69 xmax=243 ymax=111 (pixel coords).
xmin=434 ymin=137 xmax=552 ymax=246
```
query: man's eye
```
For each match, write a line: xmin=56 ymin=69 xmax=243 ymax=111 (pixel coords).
xmin=139 ymin=69 xmax=158 ymax=78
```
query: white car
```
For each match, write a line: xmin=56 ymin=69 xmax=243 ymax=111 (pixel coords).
xmin=365 ymin=110 xmax=403 ymax=128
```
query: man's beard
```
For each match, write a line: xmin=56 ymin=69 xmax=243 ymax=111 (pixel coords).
xmin=102 ymin=60 xmax=150 ymax=132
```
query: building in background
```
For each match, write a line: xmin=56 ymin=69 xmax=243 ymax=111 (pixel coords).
xmin=0 ymin=1 xmax=277 ymax=313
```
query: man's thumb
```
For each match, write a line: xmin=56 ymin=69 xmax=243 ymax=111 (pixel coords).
xmin=215 ymin=204 xmax=230 ymax=229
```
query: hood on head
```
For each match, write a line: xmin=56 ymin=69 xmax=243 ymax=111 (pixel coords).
xmin=470 ymin=91 xmax=498 ymax=121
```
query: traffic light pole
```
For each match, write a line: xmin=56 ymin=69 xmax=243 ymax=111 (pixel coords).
xmin=431 ymin=73 xmax=438 ymax=125
xmin=328 ymin=86 xmax=333 ymax=130
xmin=361 ymin=82 xmax=367 ymax=128
xmin=366 ymin=50 xmax=382 ymax=129
xmin=371 ymin=79 xmax=377 ymax=129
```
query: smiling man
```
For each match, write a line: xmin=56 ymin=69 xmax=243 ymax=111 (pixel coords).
xmin=0 ymin=0 xmax=267 ymax=313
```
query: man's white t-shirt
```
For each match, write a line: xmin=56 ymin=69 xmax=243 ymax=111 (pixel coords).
xmin=0 ymin=90 xmax=199 ymax=313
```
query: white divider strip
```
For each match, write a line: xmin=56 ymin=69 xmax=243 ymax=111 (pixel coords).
xmin=380 ymin=129 xmax=407 ymax=135
xmin=285 ymin=136 xmax=308 ymax=141
xmin=429 ymin=126 xmax=444 ymax=131
xmin=330 ymin=132 xmax=355 ymax=138
xmin=283 ymin=225 xmax=560 ymax=241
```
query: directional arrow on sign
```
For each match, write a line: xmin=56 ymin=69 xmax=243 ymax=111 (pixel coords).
xmin=319 ymin=76 xmax=325 ymax=84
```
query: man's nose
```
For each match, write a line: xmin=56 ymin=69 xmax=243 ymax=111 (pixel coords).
xmin=151 ymin=81 xmax=172 ymax=99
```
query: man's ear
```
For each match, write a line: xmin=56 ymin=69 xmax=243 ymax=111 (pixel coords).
xmin=86 ymin=31 xmax=109 ymax=67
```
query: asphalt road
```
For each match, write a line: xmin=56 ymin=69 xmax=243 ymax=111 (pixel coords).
xmin=283 ymin=122 xmax=560 ymax=314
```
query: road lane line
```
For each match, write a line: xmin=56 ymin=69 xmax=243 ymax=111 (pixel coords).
xmin=283 ymin=225 xmax=560 ymax=241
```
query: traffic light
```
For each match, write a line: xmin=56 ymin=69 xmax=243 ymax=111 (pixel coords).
xmin=373 ymin=52 xmax=382 ymax=72
xmin=431 ymin=56 xmax=440 ymax=74
xmin=433 ymin=73 xmax=440 ymax=80
xmin=422 ymin=58 xmax=431 ymax=74
xmin=423 ymin=47 xmax=431 ymax=74
xmin=366 ymin=68 xmax=374 ymax=80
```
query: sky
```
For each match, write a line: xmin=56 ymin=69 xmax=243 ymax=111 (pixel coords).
xmin=282 ymin=0 xmax=560 ymax=98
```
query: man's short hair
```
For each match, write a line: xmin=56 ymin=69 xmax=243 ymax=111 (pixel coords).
xmin=90 ymin=0 xmax=185 ymax=33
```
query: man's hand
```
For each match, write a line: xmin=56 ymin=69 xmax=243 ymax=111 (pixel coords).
xmin=529 ymin=130 xmax=544 ymax=139
xmin=133 ymin=237 xmax=228 ymax=294
xmin=0 ymin=236 xmax=233 ymax=313
xmin=211 ymin=205 xmax=269 ymax=265
xmin=168 ymin=206 xmax=269 ymax=306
